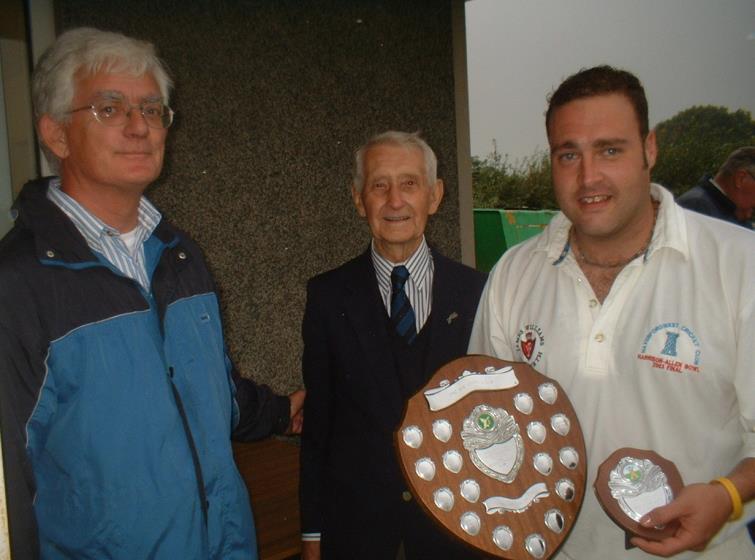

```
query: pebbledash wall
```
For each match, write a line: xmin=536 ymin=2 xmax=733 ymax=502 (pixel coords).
xmin=55 ymin=0 xmax=473 ymax=393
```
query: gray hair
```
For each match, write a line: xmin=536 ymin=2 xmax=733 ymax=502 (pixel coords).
xmin=353 ymin=131 xmax=438 ymax=191
xmin=32 ymin=27 xmax=173 ymax=171
xmin=718 ymin=146 xmax=755 ymax=178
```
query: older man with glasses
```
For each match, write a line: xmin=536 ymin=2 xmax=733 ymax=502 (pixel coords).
xmin=0 ymin=27 xmax=303 ymax=559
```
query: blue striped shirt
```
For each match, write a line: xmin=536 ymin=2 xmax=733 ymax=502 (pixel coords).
xmin=371 ymin=237 xmax=434 ymax=332
xmin=47 ymin=178 xmax=161 ymax=291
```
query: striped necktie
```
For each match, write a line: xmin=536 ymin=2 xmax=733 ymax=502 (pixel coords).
xmin=390 ymin=265 xmax=417 ymax=344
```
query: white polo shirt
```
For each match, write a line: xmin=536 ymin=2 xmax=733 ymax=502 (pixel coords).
xmin=469 ymin=184 xmax=754 ymax=559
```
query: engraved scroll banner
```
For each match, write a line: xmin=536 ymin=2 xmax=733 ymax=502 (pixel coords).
xmin=396 ymin=356 xmax=587 ymax=560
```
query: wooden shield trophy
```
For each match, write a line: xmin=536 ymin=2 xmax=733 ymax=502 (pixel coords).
xmin=396 ymin=356 xmax=586 ymax=559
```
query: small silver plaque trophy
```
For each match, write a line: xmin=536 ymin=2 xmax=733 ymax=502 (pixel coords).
xmin=594 ymin=448 xmax=684 ymax=542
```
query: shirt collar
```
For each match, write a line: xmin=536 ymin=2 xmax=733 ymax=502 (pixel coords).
xmin=371 ymin=236 xmax=432 ymax=290
xmin=47 ymin=177 xmax=162 ymax=252
xmin=541 ymin=183 xmax=689 ymax=265
xmin=647 ymin=183 xmax=689 ymax=260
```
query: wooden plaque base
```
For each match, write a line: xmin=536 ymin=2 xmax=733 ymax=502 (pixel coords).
xmin=395 ymin=355 xmax=587 ymax=559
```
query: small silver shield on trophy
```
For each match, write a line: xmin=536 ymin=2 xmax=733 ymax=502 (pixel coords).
xmin=461 ymin=404 xmax=524 ymax=483
xmin=608 ymin=456 xmax=673 ymax=522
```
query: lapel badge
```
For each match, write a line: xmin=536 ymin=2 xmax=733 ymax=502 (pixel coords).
xmin=446 ymin=311 xmax=459 ymax=324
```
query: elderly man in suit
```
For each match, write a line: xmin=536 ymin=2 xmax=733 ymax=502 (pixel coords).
xmin=299 ymin=131 xmax=486 ymax=559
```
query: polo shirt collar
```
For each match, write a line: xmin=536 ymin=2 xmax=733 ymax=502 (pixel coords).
xmin=542 ymin=183 xmax=689 ymax=265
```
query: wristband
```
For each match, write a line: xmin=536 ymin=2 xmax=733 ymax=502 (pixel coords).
xmin=711 ymin=477 xmax=743 ymax=521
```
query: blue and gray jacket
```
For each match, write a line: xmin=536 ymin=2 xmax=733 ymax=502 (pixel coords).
xmin=0 ymin=178 xmax=290 ymax=559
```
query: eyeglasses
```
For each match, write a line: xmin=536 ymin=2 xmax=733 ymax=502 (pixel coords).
xmin=69 ymin=96 xmax=174 ymax=129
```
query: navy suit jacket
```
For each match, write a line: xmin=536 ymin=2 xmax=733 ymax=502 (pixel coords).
xmin=676 ymin=176 xmax=752 ymax=229
xmin=299 ymin=247 xmax=486 ymax=555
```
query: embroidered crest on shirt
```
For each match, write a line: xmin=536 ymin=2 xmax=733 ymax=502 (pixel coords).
xmin=515 ymin=324 xmax=545 ymax=366
xmin=637 ymin=322 xmax=701 ymax=373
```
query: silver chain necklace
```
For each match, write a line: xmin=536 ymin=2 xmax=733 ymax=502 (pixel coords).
xmin=571 ymin=202 xmax=658 ymax=269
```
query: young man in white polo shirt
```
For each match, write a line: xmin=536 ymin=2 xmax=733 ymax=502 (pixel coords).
xmin=469 ymin=65 xmax=754 ymax=559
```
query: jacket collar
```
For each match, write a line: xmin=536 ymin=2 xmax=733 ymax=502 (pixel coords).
xmin=702 ymin=176 xmax=738 ymax=213
xmin=340 ymin=246 xmax=465 ymax=428
xmin=12 ymin=177 xmax=179 ymax=265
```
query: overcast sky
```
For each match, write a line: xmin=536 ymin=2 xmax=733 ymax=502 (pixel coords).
xmin=465 ymin=0 xmax=755 ymax=161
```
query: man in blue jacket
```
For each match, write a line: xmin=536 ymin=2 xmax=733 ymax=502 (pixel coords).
xmin=0 ymin=27 xmax=303 ymax=559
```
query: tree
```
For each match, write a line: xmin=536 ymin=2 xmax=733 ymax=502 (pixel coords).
xmin=652 ymin=106 xmax=755 ymax=196
xmin=472 ymin=149 xmax=556 ymax=209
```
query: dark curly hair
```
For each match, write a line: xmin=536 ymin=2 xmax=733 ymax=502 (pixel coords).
xmin=546 ymin=65 xmax=649 ymax=140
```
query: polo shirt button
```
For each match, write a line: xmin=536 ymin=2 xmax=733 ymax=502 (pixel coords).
xmin=402 ymin=490 xmax=412 ymax=502
xmin=594 ymin=333 xmax=605 ymax=343
xmin=45 ymin=250 xmax=55 ymax=258
xmin=178 ymin=251 xmax=187 ymax=260
xmin=589 ymin=299 xmax=598 ymax=308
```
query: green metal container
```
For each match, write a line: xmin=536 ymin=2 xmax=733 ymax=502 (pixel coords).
xmin=473 ymin=209 xmax=558 ymax=272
